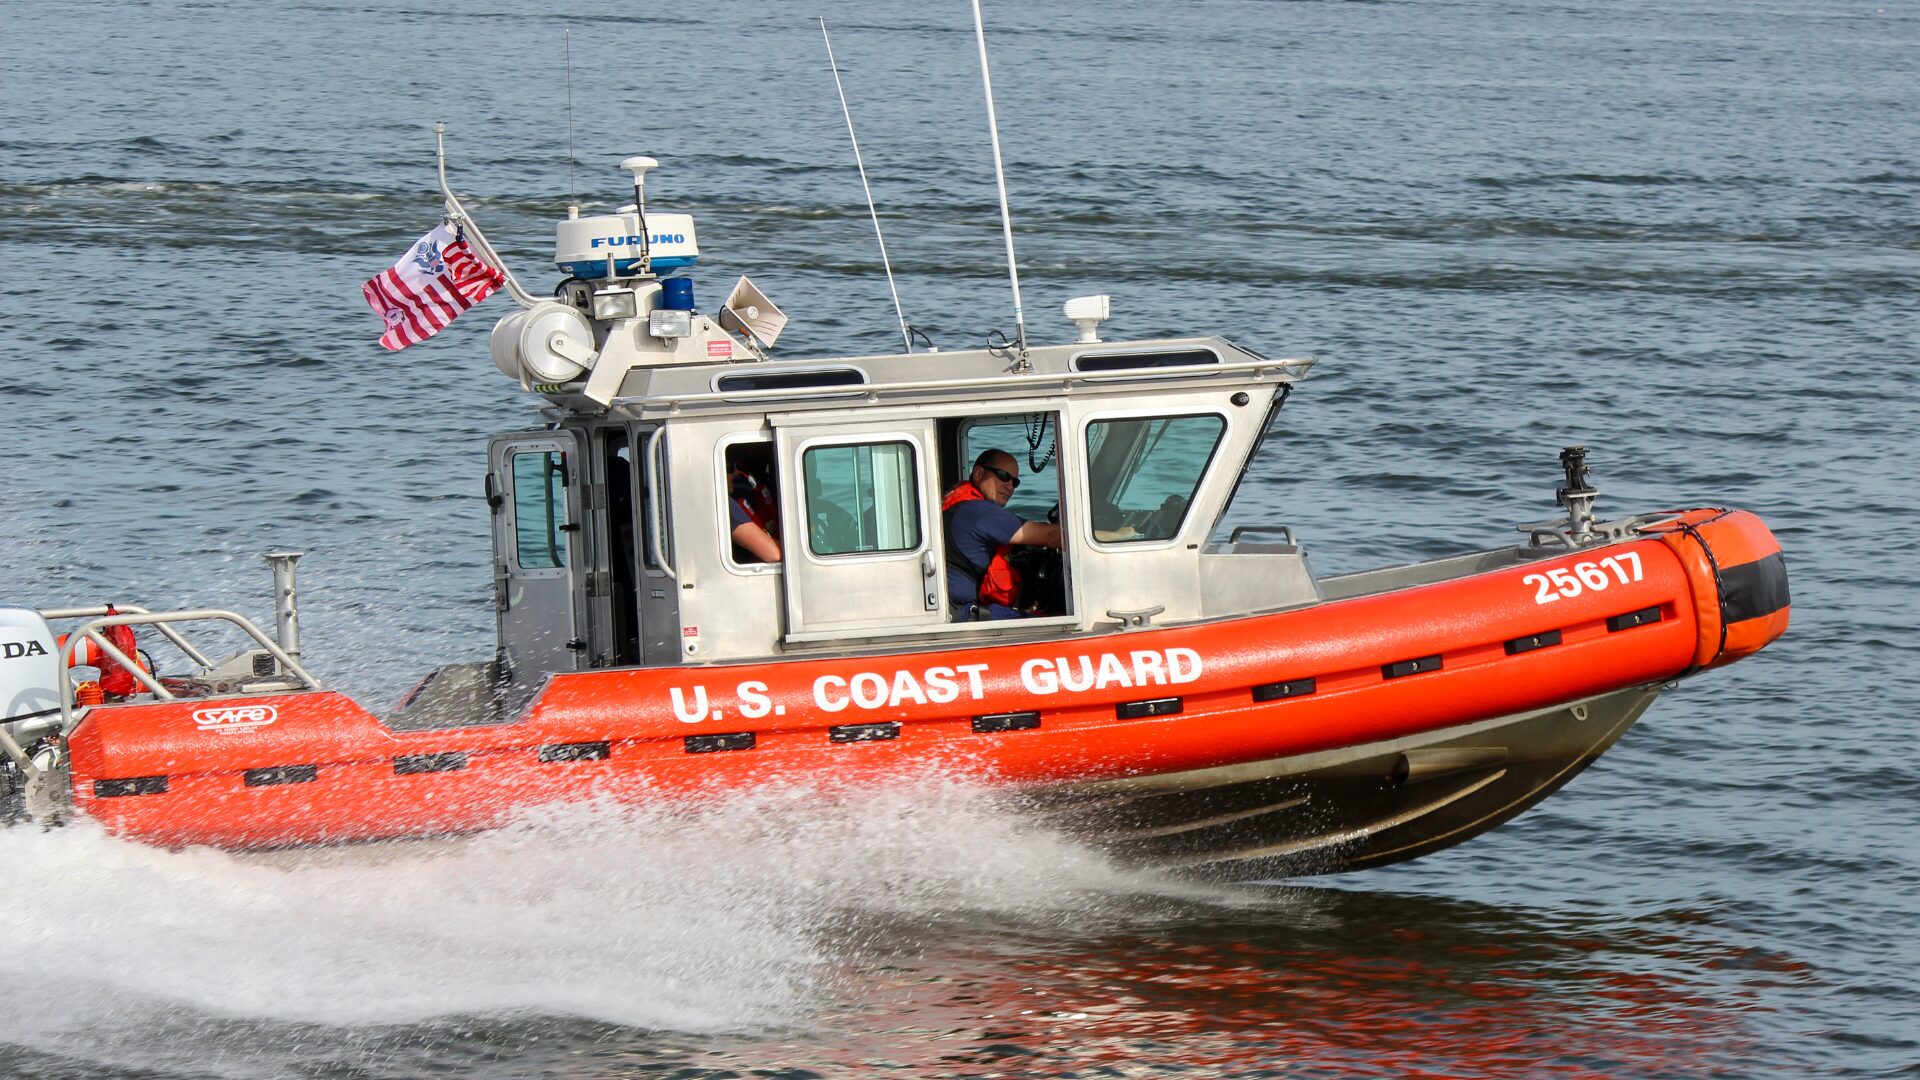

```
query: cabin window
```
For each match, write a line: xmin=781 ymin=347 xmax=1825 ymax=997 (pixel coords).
xmin=802 ymin=441 xmax=922 ymax=556
xmin=716 ymin=368 xmax=865 ymax=393
xmin=1084 ymin=414 xmax=1225 ymax=543
xmin=511 ymin=450 xmax=569 ymax=569
xmin=723 ymin=439 xmax=782 ymax=567
xmin=1073 ymin=349 xmax=1220 ymax=372
xmin=960 ymin=413 xmax=1060 ymax=522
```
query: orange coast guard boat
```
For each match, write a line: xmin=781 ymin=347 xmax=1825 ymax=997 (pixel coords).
xmin=0 ymin=154 xmax=1789 ymax=876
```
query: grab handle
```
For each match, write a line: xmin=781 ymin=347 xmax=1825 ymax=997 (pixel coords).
xmin=1228 ymin=525 xmax=1297 ymax=547
xmin=646 ymin=426 xmax=676 ymax=579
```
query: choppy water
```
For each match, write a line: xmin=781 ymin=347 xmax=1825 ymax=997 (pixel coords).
xmin=2 ymin=0 xmax=1916 ymax=1075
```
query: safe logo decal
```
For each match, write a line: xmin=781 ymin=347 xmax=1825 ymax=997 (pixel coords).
xmin=193 ymin=704 xmax=278 ymax=734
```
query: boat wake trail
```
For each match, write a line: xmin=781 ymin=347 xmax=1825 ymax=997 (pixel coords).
xmin=0 ymin=777 xmax=1231 ymax=1067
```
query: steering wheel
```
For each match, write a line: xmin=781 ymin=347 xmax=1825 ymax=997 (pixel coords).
xmin=1007 ymin=545 xmax=1065 ymax=615
xmin=1144 ymin=494 xmax=1188 ymax=539
xmin=809 ymin=502 xmax=860 ymax=553
xmin=1047 ymin=502 xmax=1060 ymax=524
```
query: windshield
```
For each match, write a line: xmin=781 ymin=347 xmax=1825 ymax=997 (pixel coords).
xmin=1085 ymin=414 xmax=1225 ymax=542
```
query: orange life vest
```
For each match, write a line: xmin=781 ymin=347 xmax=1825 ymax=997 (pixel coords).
xmin=941 ymin=483 xmax=1021 ymax=607
xmin=58 ymin=605 xmax=147 ymax=698
xmin=729 ymin=467 xmax=780 ymax=538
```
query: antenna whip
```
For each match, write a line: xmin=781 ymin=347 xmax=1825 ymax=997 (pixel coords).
xmin=820 ymin=18 xmax=912 ymax=354
xmin=564 ymin=30 xmax=578 ymax=206
xmin=969 ymin=0 xmax=1028 ymax=369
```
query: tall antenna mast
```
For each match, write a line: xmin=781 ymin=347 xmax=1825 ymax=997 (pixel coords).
xmin=564 ymin=30 xmax=578 ymax=209
xmin=969 ymin=0 xmax=1029 ymax=369
xmin=820 ymin=18 xmax=912 ymax=354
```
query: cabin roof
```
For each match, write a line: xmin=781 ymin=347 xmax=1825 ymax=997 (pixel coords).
xmin=567 ymin=336 xmax=1312 ymax=421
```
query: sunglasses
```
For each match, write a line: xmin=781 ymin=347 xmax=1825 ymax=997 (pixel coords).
xmin=983 ymin=465 xmax=1021 ymax=491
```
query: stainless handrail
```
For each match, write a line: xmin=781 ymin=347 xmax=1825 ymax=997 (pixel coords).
xmin=645 ymin=426 xmax=677 ymax=578
xmin=1228 ymin=525 xmax=1298 ymax=546
xmin=433 ymin=123 xmax=539 ymax=309
xmin=40 ymin=604 xmax=215 ymax=669
xmin=50 ymin=609 xmax=323 ymax=735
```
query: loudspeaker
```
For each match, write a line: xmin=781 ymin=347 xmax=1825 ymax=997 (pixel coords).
xmin=718 ymin=275 xmax=789 ymax=349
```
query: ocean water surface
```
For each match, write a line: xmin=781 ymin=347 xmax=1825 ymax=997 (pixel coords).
xmin=1 ymin=0 xmax=1916 ymax=1075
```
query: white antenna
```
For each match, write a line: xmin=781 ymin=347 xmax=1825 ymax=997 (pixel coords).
xmin=820 ymin=17 xmax=912 ymax=354
xmin=564 ymin=30 xmax=578 ymax=208
xmin=621 ymin=156 xmax=656 ymax=276
xmin=969 ymin=0 xmax=1029 ymax=369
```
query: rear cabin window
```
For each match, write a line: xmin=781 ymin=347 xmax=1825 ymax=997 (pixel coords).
xmin=1085 ymin=415 xmax=1226 ymax=543
xmin=511 ymin=450 xmax=569 ymax=569
xmin=802 ymin=441 xmax=922 ymax=556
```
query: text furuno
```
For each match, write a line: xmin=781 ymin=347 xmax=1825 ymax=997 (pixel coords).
xmin=589 ymin=233 xmax=688 ymax=248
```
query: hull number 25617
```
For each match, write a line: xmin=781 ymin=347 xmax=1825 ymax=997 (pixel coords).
xmin=1524 ymin=551 xmax=1642 ymax=604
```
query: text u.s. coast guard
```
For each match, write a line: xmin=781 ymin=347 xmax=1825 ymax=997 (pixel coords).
xmin=666 ymin=647 xmax=1203 ymax=724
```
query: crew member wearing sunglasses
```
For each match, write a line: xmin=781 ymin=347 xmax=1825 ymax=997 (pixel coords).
xmin=940 ymin=449 xmax=1061 ymax=620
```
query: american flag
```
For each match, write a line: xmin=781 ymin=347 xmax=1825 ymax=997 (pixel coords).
xmin=361 ymin=223 xmax=505 ymax=350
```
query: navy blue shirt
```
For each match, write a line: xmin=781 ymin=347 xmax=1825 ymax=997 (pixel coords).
xmin=728 ymin=499 xmax=764 ymax=563
xmin=946 ymin=497 xmax=1025 ymax=607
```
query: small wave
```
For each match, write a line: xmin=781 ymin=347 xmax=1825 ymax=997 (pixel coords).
xmin=685 ymin=152 xmax=791 ymax=169
xmin=714 ymin=202 xmax=852 ymax=220
xmin=1470 ymin=172 xmax=1707 ymax=189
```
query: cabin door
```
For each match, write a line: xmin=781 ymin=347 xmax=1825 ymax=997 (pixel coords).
xmin=774 ymin=417 xmax=945 ymax=640
xmin=634 ymin=424 xmax=683 ymax=665
xmin=487 ymin=430 xmax=586 ymax=684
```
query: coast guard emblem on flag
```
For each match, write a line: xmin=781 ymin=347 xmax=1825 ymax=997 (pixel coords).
xmin=411 ymin=237 xmax=447 ymax=277
xmin=362 ymin=223 xmax=504 ymax=350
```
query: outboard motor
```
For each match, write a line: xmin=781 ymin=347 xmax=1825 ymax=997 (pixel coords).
xmin=0 ymin=606 xmax=61 ymax=727
xmin=1 ymin=606 xmax=65 ymax=818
